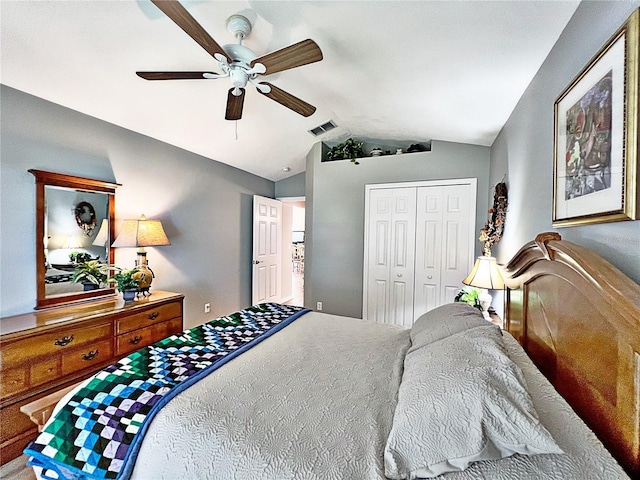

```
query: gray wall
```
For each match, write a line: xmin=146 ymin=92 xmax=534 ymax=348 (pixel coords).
xmin=0 ymin=85 xmax=274 ymax=326
xmin=490 ymin=1 xmax=640 ymax=283
xmin=275 ymin=172 xmax=305 ymax=198
xmin=305 ymin=140 xmax=491 ymax=318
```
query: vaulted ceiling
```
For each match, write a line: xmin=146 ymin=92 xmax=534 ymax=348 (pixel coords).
xmin=1 ymin=1 xmax=579 ymax=181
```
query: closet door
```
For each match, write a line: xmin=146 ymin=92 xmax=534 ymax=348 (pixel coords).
xmin=414 ymin=184 xmax=474 ymax=318
xmin=364 ymin=188 xmax=417 ymax=326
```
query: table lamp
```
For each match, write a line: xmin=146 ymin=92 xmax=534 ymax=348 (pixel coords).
xmin=112 ymin=214 xmax=170 ymax=294
xmin=92 ymin=219 xmax=109 ymax=261
xmin=462 ymin=255 xmax=504 ymax=320
xmin=60 ymin=236 xmax=82 ymax=250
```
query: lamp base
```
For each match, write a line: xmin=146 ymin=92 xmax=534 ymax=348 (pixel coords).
xmin=133 ymin=251 xmax=154 ymax=296
xmin=479 ymin=290 xmax=493 ymax=322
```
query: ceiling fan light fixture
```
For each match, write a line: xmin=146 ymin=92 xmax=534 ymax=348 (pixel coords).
xmin=141 ymin=1 xmax=323 ymax=121
xmin=230 ymin=69 xmax=249 ymax=90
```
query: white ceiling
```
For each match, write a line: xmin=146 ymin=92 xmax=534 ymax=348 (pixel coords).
xmin=1 ymin=1 xmax=579 ymax=181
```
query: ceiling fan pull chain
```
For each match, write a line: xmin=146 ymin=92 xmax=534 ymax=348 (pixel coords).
xmin=235 ymin=120 xmax=238 ymax=140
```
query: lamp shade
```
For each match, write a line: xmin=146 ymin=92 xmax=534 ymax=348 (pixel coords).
xmin=112 ymin=215 xmax=170 ymax=248
xmin=462 ymin=256 xmax=504 ymax=290
xmin=61 ymin=236 xmax=82 ymax=249
xmin=92 ymin=219 xmax=109 ymax=246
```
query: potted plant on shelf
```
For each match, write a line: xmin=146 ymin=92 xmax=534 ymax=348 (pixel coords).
xmin=327 ymin=138 xmax=364 ymax=164
xmin=108 ymin=267 xmax=142 ymax=301
xmin=69 ymin=251 xmax=92 ymax=264
xmin=71 ymin=260 xmax=108 ymax=291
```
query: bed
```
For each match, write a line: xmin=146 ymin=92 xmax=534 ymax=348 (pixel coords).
xmin=23 ymin=233 xmax=638 ymax=480
xmin=44 ymin=267 xmax=83 ymax=296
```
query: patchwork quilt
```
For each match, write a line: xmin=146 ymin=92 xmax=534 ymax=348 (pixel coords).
xmin=25 ymin=303 xmax=309 ymax=480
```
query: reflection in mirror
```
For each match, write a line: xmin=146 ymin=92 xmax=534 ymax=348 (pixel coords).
xmin=44 ymin=188 xmax=110 ymax=297
xmin=30 ymin=170 xmax=120 ymax=310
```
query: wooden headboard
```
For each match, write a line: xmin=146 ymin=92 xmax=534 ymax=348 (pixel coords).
xmin=503 ymin=232 xmax=640 ymax=478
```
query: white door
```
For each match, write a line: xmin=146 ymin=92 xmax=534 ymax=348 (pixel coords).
xmin=363 ymin=180 xmax=476 ymax=326
xmin=252 ymin=195 xmax=282 ymax=305
xmin=414 ymin=184 xmax=475 ymax=318
xmin=364 ymin=187 xmax=416 ymax=326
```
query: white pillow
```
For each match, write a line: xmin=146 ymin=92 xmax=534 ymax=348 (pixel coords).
xmin=410 ymin=302 xmax=487 ymax=347
xmin=384 ymin=326 xmax=563 ymax=479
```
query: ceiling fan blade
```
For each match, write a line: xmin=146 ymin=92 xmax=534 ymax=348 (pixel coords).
xmin=251 ymin=39 xmax=323 ymax=75
xmin=151 ymin=0 xmax=229 ymax=61
xmin=258 ymin=82 xmax=316 ymax=117
xmin=225 ymin=88 xmax=245 ymax=120
xmin=136 ymin=71 xmax=217 ymax=80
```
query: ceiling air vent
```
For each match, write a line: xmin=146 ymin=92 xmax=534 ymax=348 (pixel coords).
xmin=309 ymin=120 xmax=338 ymax=137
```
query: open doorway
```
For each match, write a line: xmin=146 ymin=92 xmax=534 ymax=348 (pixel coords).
xmin=279 ymin=197 xmax=305 ymax=307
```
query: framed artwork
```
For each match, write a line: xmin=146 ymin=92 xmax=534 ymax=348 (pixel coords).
xmin=553 ymin=8 xmax=639 ymax=227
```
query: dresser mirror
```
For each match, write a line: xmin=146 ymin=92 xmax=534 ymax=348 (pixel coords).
xmin=30 ymin=170 xmax=120 ymax=309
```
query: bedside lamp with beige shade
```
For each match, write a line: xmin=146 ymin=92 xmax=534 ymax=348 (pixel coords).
xmin=462 ymin=255 xmax=504 ymax=321
xmin=111 ymin=215 xmax=170 ymax=294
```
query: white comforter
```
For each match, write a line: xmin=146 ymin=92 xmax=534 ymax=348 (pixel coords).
xmin=41 ymin=311 xmax=628 ymax=480
xmin=127 ymin=311 xmax=627 ymax=480
xmin=131 ymin=312 xmax=410 ymax=480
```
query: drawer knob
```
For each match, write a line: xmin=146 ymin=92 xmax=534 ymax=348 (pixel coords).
xmin=148 ymin=312 xmax=159 ymax=320
xmin=54 ymin=335 xmax=74 ymax=347
xmin=82 ymin=350 xmax=99 ymax=361
xmin=129 ymin=335 xmax=142 ymax=345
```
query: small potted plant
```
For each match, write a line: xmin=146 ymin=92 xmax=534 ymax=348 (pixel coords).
xmin=69 ymin=251 xmax=92 ymax=264
xmin=454 ymin=286 xmax=482 ymax=311
xmin=327 ymin=138 xmax=364 ymax=164
xmin=108 ymin=267 xmax=141 ymax=301
xmin=71 ymin=260 xmax=108 ymax=291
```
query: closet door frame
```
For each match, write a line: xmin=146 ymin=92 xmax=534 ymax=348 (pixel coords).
xmin=362 ymin=178 xmax=477 ymax=322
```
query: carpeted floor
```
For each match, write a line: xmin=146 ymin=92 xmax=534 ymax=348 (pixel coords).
xmin=0 ymin=455 xmax=36 ymax=480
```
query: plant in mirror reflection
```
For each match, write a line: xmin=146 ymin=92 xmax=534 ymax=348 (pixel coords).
xmin=71 ymin=260 xmax=108 ymax=287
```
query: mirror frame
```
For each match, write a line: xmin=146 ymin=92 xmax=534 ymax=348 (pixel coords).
xmin=30 ymin=169 xmax=120 ymax=310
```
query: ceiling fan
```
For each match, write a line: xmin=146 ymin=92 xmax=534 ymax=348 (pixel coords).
xmin=136 ymin=0 xmax=323 ymax=121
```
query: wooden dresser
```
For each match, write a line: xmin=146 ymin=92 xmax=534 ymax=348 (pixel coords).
xmin=0 ymin=291 xmax=184 ymax=464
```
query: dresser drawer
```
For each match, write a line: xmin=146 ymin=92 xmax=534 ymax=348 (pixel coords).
xmin=1 ymin=399 xmax=38 ymax=445
xmin=1 ymin=323 xmax=112 ymax=366
xmin=116 ymin=317 xmax=184 ymax=357
xmin=61 ymin=339 xmax=113 ymax=376
xmin=30 ymin=357 xmax=61 ymax=387
xmin=1 ymin=358 xmax=63 ymax=398
xmin=154 ymin=317 xmax=184 ymax=340
xmin=115 ymin=301 xmax=182 ymax=335
xmin=116 ymin=326 xmax=154 ymax=357
xmin=1 ymin=367 xmax=28 ymax=397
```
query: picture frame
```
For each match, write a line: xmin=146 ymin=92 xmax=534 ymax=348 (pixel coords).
xmin=553 ymin=8 xmax=639 ymax=227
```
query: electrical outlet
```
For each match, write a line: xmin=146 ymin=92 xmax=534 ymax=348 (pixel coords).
xmin=316 ymin=301 xmax=323 ymax=311
xmin=204 ymin=303 xmax=211 ymax=313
